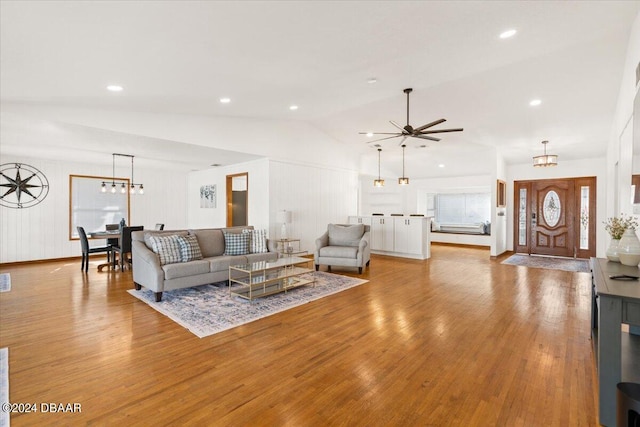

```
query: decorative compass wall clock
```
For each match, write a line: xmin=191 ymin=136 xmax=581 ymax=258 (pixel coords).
xmin=0 ymin=163 xmax=50 ymax=208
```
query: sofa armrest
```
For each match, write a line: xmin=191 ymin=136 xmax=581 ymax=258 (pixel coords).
xmin=266 ymin=238 xmax=277 ymax=253
xmin=357 ymin=230 xmax=370 ymax=266
xmin=132 ymin=240 xmax=164 ymax=292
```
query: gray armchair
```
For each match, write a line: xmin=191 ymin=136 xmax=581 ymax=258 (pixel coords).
xmin=315 ymin=224 xmax=370 ymax=274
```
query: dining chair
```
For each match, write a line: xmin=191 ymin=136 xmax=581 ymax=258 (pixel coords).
xmin=112 ymin=226 xmax=144 ymax=271
xmin=77 ymin=226 xmax=112 ymax=272
xmin=105 ymin=223 xmax=119 ymax=262
xmin=155 ymin=223 xmax=165 ymax=230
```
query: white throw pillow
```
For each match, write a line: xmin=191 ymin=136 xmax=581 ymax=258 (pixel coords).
xmin=243 ymin=229 xmax=268 ymax=253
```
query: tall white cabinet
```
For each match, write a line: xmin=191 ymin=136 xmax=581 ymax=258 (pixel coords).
xmin=348 ymin=215 xmax=431 ymax=260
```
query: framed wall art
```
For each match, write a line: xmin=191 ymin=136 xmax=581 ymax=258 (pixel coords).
xmin=200 ymin=184 xmax=216 ymax=208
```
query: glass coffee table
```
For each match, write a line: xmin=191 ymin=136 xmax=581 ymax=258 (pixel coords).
xmin=228 ymin=256 xmax=315 ymax=301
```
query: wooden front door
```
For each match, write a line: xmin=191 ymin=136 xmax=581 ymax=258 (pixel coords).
xmin=514 ymin=177 xmax=596 ymax=258
xmin=531 ymin=179 xmax=574 ymax=257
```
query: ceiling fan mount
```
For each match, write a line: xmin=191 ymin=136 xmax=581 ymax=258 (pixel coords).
xmin=361 ymin=88 xmax=463 ymax=145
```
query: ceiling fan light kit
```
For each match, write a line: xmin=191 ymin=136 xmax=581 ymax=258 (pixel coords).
xmin=533 ymin=140 xmax=558 ymax=167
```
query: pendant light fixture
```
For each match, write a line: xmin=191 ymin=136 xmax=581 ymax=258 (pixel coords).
xmin=398 ymin=144 xmax=409 ymax=185
xmin=100 ymin=153 xmax=145 ymax=194
xmin=373 ymin=148 xmax=385 ymax=187
xmin=533 ymin=140 xmax=558 ymax=167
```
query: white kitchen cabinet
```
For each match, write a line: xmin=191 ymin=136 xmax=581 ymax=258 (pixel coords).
xmin=347 ymin=216 xmax=430 ymax=259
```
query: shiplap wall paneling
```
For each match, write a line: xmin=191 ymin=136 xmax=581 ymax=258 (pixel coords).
xmin=0 ymin=154 xmax=189 ymax=263
xmin=269 ymin=161 xmax=358 ymax=253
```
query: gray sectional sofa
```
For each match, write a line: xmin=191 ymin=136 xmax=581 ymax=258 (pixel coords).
xmin=131 ymin=226 xmax=278 ymax=302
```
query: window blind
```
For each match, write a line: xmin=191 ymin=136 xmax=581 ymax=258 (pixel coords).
xmin=435 ymin=193 xmax=490 ymax=224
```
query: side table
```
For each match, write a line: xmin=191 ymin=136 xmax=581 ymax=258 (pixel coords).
xmin=275 ymin=239 xmax=306 ymax=257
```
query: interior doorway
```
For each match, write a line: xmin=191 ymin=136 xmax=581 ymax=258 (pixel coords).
xmin=226 ymin=173 xmax=248 ymax=227
xmin=514 ymin=177 xmax=596 ymax=259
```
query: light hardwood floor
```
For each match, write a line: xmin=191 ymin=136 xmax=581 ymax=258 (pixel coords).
xmin=0 ymin=245 xmax=597 ymax=426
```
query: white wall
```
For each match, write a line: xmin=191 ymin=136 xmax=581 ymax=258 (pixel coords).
xmin=187 ymin=159 xmax=270 ymax=230
xmin=491 ymin=151 xmax=508 ymax=257
xmin=606 ymin=12 xmax=640 ymax=255
xmin=186 ymin=159 xmax=359 ymax=254
xmin=268 ymin=161 xmax=359 ymax=253
xmin=0 ymin=154 xmax=187 ymax=263
xmin=359 ymin=174 xmax=492 ymax=217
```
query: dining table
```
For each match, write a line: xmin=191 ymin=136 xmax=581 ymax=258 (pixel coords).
xmin=88 ymin=230 xmax=121 ymax=271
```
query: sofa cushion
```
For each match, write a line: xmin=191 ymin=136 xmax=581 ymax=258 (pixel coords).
xmin=319 ymin=246 xmax=358 ymax=258
xmin=245 ymin=252 xmax=278 ymax=264
xmin=189 ymin=229 xmax=225 ymax=257
xmin=148 ymin=235 xmax=183 ymax=265
xmin=176 ymin=234 xmax=203 ymax=262
xmin=223 ymin=231 xmax=250 ymax=255
xmin=208 ymin=255 xmax=246 ymax=272
xmin=328 ymin=224 xmax=364 ymax=247
xmin=162 ymin=259 xmax=210 ymax=280
xmin=243 ymin=228 xmax=268 ymax=253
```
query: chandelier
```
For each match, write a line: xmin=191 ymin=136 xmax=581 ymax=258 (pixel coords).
xmin=100 ymin=153 xmax=145 ymax=194
xmin=533 ymin=140 xmax=558 ymax=167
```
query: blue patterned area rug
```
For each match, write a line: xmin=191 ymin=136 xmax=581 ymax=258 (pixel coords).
xmin=0 ymin=348 xmax=8 ymax=427
xmin=501 ymin=254 xmax=590 ymax=273
xmin=127 ymin=272 xmax=368 ymax=338
xmin=0 ymin=273 xmax=10 ymax=292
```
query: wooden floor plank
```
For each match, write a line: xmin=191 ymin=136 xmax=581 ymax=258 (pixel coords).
xmin=0 ymin=245 xmax=597 ymax=426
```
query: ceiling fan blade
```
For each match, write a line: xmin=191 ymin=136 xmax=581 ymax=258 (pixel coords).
xmin=398 ymin=136 xmax=408 ymax=146
xmin=412 ymin=134 xmax=441 ymax=142
xmin=418 ymin=128 xmax=464 ymax=135
xmin=360 ymin=132 xmax=405 ymax=135
xmin=414 ymin=118 xmax=446 ymax=132
xmin=390 ymin=120 xmax=405 ymax=132
xmin=365 ymin=134 xmax=403 ymax=144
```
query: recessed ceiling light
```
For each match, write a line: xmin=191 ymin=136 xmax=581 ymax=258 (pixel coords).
xmin=367 ymin=78 xmax=378 ymax=84
xmin=529 ymin=99 xmax=542 ymax=106
xmin=289 ymin=105 xmax=299 ymax=111
xmin=106 ymin=85 xmax=123 ymax=92
xmin=366 ymin=132 xmax=374 ymax=137
xmin=499 ymin=29 xmax=517 ymax=39
xmin=219 ymin=97 xmax=231 ymax=104
xmin=438 ymin=164 xmax=445 ymax=168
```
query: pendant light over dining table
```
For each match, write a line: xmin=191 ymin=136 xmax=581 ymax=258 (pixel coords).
xmin=100 ymin=153 xmax=145 ymax=195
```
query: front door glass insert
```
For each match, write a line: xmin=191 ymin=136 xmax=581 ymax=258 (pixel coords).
xmin=579 ymin=186 xmax=589 ymax=250
xmin=543 ymin=190 xmax=561 ymax=227
xmin=518 ymin=188 xmax=527 ymax=246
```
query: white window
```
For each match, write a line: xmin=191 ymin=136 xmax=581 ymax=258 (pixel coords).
xmin=435 ymin=193 xmax=491 ymax=225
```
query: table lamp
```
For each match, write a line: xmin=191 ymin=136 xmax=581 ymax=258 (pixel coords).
xmin=276 ymin=210 xmax=292 ymax=240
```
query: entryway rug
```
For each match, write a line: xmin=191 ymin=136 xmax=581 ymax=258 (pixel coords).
xmin=501 ymin=254 xmax=590 ymax=273
xmin=127 ymin=272 xmax=368 ymax=338
xmin=0 ymin=273 xmax=10 ymax=292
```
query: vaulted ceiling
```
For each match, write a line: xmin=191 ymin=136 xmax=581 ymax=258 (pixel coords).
xmin=1 ymin=1 xmax=638 ymax=177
